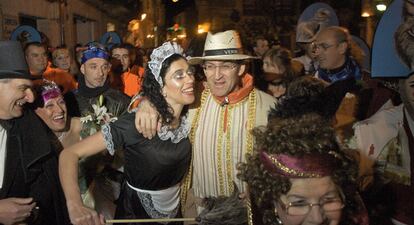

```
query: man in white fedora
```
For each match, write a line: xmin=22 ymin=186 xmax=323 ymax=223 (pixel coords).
xmin=133 ymin=30 xmax=275 ymax=217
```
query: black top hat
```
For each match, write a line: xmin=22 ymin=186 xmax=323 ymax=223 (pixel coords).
xmin=0 ymin=41 xmax=32 ymax=79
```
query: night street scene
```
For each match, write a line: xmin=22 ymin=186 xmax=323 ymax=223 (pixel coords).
xmin=0 ymin=0 xmax=413 ymax=225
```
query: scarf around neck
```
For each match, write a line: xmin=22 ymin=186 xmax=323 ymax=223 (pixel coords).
xmin=77 ymin=74 xmax=110 ymax=98
xmin=213 ymin=74 xmax=254 ymax=105
xmin=318 ymin=57 xmax=361 ymax=84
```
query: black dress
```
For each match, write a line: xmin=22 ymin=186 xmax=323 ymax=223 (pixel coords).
xmin=102 ymin=112 xmax=191 ymax=224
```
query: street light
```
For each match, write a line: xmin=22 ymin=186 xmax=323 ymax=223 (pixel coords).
xmin=376 ymin=3 xmax=387 ymax=11
xmin=361 ymin=12 xmax=371 ymax=17
xmin=141 ymin=13 xmax=147 ymax=21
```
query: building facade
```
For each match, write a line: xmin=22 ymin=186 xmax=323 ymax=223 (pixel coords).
xmin=0 ymin=0 xmax=132 ymax=50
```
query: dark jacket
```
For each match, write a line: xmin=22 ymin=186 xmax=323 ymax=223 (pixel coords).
xmin=65 ymin=86 xmax=130 ymax=118
xmin=0 ymin=110 xmax=70 ymax=225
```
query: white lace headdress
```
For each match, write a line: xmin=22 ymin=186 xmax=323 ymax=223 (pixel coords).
xmin=148 ymin=41 xmax=184 ymax=87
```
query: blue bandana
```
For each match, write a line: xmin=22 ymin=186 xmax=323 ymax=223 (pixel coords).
xmin=318 ymin=57 xmax=361 ymax=83
xmin=81 ymin=46 xmax=109 ymax=64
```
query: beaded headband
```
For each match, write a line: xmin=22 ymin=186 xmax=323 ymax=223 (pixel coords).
xmin=148 ymin=41 xmax=183 ymax=87
xmin=81 ymin=44 xmax=109 ymax=64
xmin=259 ymin=151 xmax=339 ymax=178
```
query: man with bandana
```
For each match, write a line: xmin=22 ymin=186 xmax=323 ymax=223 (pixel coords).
xmin=65 ymin=43 xmax=130 ymax=118
xmin=63 ymin=43 xmax=130 ymax=219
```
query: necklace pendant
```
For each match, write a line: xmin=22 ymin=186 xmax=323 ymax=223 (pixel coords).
xmin=221 ymin=96 xmax=229 ymax=106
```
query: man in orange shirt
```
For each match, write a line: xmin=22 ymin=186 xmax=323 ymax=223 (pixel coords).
xmin=111 ymin=44 xmax=144 ymax=97
xmin=24 ymin=42 xmax=77 ymax=93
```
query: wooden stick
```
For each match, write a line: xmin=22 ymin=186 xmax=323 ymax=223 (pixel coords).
xmin=106 ymin=217 xmax=197 ymax=224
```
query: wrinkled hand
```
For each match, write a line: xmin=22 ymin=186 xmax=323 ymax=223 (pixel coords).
xmin=0 ymin=197 xmax=36 ymax=225
xmin=67 ymin=202 xmax=104 ymax=225
xmin=135 ymin=99 xmax=161 ymax=139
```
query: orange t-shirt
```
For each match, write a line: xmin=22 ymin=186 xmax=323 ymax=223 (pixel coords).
xmin=43 ymin=66 xmax=78 ymax=94
xmin=121 ymin=66 xmax=144 ymax=97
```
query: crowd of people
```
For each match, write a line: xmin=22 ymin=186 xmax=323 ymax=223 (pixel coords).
xmin=0 ymin=1 xmax=414 ymax=225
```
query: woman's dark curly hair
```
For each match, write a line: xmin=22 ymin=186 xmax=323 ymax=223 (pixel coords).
xmin=141 ymin=53 xmax=186 ymax=125
xmin=238 ymin=113 xmax=361 ymax=225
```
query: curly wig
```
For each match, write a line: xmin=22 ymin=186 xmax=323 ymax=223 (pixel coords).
xmin=238 ymin=113 xmax=361 ymax=225
xmin=141 ymin=53 xmax=186 ymax=125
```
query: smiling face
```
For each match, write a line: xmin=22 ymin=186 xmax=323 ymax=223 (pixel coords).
xmin=53 ymin=49 xmax=71 ymax=71
xmin=80 ymin=58 xmax=111 ymax=88
xmin=162 ymin=58 xmax=195 ymax=107
xmin=35 ymin=95 xmax=67 ymax=132
xmin=276 ymin=176 xmax=343 ymax=225
xmin=203 ymin=60 xmax=246 ymax=97
xmin=0 ymin=78 xmax=34 ymax=120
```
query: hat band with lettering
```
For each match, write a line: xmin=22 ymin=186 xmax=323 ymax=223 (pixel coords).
xmin=204 ymin=48 xmax=242 ymax=56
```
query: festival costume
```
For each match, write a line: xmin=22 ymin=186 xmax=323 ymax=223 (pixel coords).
xmin=0 ymin=111 xmax=70 ymax=225
xmin=43 ymin=66 xmax=77 ymax=94
xmin=101 ymin=112 xmax=191 ymax=224
xmin=122 ymin=65 xmax=144 ymax=97
xmin=182 ymin=74 xmax=275 ymax=211
xmin=316 ymin=57 xmax=361 ymax=83
xmin=66 ymin=78 xmax=129 ymax=196
xmin=353 ymin=104 xmax=414 ymax=224
xmin=65 ymin=75 xmax=130 ymax=118
xmin=0 ymin=40 xmax=70 ymax=224
xmin=64 ymin=69 xmax=130 ymax=218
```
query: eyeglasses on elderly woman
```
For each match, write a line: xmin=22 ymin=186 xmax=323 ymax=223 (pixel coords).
xmin=276 ymin=190 xmax=345 ymax=216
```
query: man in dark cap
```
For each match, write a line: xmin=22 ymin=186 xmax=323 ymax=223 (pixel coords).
xmin=0 ymin=41 xmax=69 ymax=224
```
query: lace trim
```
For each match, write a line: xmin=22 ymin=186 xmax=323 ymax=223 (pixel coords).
xmin=136 ymin=191 xmax=179 ymax=224
xmin=101 ymin=124 xmax=115 ymax=155
xmin=157 ymin=114 xmax=190 ymax=143
xmin=148 ymin=42 xmax=184 ymax=87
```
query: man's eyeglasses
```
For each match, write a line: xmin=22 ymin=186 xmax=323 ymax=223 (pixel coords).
xmin=277 ymin=196 xmax=345 ymax=216
xmin=311 ymin=42 xmax=338 ymax=52
xmin=202 ymin=63 xmax=238 ymax=73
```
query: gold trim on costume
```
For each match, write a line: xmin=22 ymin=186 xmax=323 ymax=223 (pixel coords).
xmin=225 ymin=105 xmax=234 ymax=193
xmin=180 ymin=88 xmax=258 ymax=209
xmin=267 ymin=154 xmax=322 ymax=178
xmin=217 ymin=105 xmax=226 ymax=193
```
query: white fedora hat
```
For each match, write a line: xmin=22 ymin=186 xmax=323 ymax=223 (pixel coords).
xmin=188 ymin=30 xmax=255 ymax=65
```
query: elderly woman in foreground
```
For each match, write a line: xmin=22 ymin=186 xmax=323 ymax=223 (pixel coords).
xmin=238 ymin=110 xmax=368 ymax=225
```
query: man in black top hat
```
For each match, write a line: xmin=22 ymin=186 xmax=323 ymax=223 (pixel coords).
xmin=0 ymin=41 xmax=69 ymax=224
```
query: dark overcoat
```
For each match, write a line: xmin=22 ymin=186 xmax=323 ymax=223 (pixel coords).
xmin=0 ymin=110 xmax=70 ymax=225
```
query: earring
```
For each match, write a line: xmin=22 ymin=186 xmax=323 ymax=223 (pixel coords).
xmin=162 ymin=91 xmax=167 ymax=97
